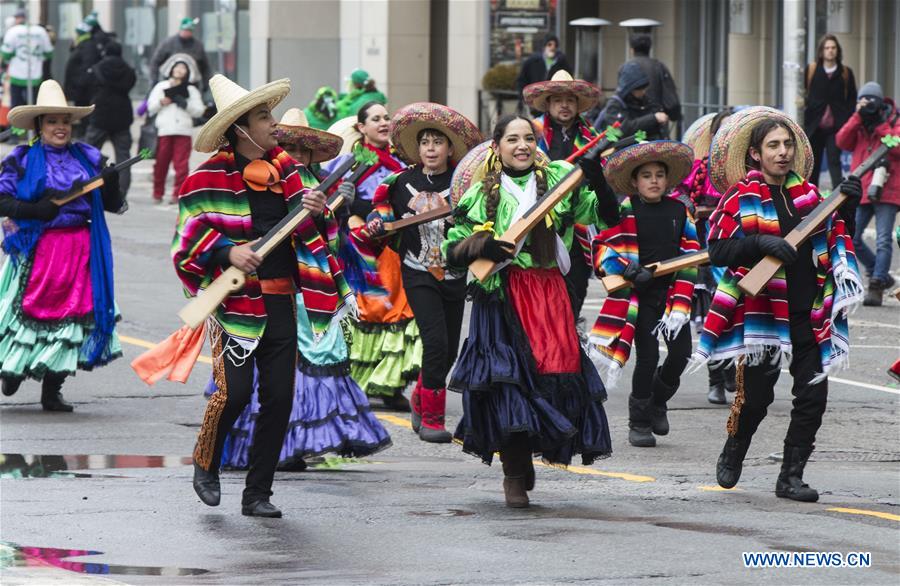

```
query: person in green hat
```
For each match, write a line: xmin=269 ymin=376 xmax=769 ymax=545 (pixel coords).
xmin=303 ymin=86 xmax=340 ymax=130
xmin=335 ymin=69 xmax=387 ymax=119
xmin=149 ymin=17 xmax=210 ymax=90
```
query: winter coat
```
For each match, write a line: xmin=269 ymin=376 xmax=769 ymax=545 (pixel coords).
xmin=835 ymin=99 xmax=900 ymax=206
xmin=89 ymin=55 xmax=136 ymax=133
xmin=149 ymin=35 xmax=210 ymax=89
xmin=516 ymin=50 xmax=572 ymax=95
xmin=804 ymin=62 xmax=857 ymax=135
xmin=147 ymin=80 xmax=205 ymax=137
xmin=64 ymin=38 xmax=102 ymax=106
xmin=623 ymin=56 xmax=682 ymax=121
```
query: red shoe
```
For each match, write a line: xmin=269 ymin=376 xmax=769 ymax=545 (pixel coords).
xmin=889 ymin=358 xmax=900 ymax=383
xmin=418 ymin=387 xmax=452 ymax=443
xmin=410 ymin=376 xmax=423 ymax=433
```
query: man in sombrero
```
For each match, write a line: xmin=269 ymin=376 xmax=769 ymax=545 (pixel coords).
xmin=522 ymin=70 xmax=620 ymax=318
xmin=696 ymin=107 xmax=863 ymax=502
xmin=173 ymin=75 xmax=354 ymax=518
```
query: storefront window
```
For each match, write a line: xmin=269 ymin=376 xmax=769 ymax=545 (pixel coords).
xmin=489 ymin=0 xmax=559 ymax=67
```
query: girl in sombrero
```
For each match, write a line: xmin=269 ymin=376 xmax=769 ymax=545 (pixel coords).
xmin=0 ymin=80 xmax=126 ymax=412
xmin=361 ymin=102 xmax=482 ymax=443
xmin=322 ymin=103 xmax=422 ymax=411
xmin=443 ymin=114 xmax=614 ymax=508
xmin=201 ymin=107 xmax=392 ymax=472
xmin=589 ymin=140 xmax=698 ymax=448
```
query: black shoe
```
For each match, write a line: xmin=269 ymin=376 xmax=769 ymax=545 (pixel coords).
xmin=863 ymin=279 xmax=886 ymax=307
xmin=2 ymin=377 xmax=22 ymax=397
xmin=382 ymin=391 xmax=411 ymax=412
xmin=41 ymin=392 xmax=74 ymax=412
xmin=628 ymin=426 xmax=656 ymax=447
xmin=775 ymin=445 xmax=819 ymax=502
xmin=242 ymin=499 xmax=282 ymax=518
xmin=651 ymin=404 xmax=669 ymax=436
xmin=192 ymin=463 xmax=221 ymax=506
xmin=707 ymin=384 xmax=727 ymax=404
xmin=716 ymin=436 xmax=751 ymax=489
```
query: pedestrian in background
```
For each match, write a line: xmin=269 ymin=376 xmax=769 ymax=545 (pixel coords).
xmin=804 ymin=33 xmax=857 ymax=189
xmin=594 ymin=61 xmax=668 ymax=140
xmin=516 ymin=34 xmax=571 ymax=108
xmin=147 ymin=54 xmax=204 ymax=204
xmin=0 ymin=8 xmax=53 ymax=109
xmin=149 ymin=18 xmax=210 ymax=91
xmin=836 ymin=81 xmax=900 ymax=306
xmin=335 ymin=69 xmax=386 ymax=119
xmin=621 ymin=34 xmax=681 ymax=127
xmin=85 ymin=41 xmax=136 ymax=199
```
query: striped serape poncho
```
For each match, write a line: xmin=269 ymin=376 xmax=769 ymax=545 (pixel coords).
xmin=172 ymin=147 xmax=354 ymax=357
xmin=589 ymin=196 xmax=699 ymax=387
xmin=692 ymin=170 xmax=863 ymax=379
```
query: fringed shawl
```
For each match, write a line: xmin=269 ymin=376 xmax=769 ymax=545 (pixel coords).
xmin=692 ymin=170 xmax=863 ymax=379
xmin=589 ymin=196 xmax=699 ymax=387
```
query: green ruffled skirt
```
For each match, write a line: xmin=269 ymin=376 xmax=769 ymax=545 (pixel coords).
xmin=348 ymin=318 xmax=422 ymax=397
xmin=0 ymin=258 xmax=122 ymax=380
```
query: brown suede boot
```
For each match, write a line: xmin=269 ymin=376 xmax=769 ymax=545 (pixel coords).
xmin=500 ymin=443 xmax=530 ymax=508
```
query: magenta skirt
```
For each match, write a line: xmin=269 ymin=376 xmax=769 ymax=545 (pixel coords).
xmin=22 ymin=227 xmax=93 ymax=321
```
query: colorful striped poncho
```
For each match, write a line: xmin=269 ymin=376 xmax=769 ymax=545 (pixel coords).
xmin=692 ymin=170 xmax=863 ymax=378
xmin=533 ymin=113 xmax=600 ymax=264
xmin=172 ymin=147 xmax=354 ymax=356
xmin=589 ymin=195 xmax=699 ymax=387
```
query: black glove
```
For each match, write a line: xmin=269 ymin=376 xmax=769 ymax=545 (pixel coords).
xmin=482 ymin=235 xmax=516 ymax=263
xmin=579 ymin=156 xmax=606 ymax=189
xmin=622 ymin=261 xmax=655 ymax=291
xmin=100 ymin=164 xmax=123 ymax=212
xmin=31 ymin=196 xmax=61 ymax=222
xmin=839 ymin=174 xmax=862 ymax=202
xmin=755 ymin=234 xmax=798 ymax=264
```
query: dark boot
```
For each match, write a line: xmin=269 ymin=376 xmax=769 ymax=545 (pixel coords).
xmin=651 ymin=368 xmax=679 ymax=436
xmin=192 ymin=463 xmax=221 ymax=506
xmin=775 ymin=444 xmax=819 ymax=502
xmin=500 ymin=443 xmax=530 ymax=508
xmin=707 ymin=365 xmax=726 ymax=405
xmin=418 ymin=387 xmax=452 ymax=443
xmin=628 ymin=395 xmax=656 ymax=447
xmin=716 ymin=435 xmax=751 ymax=489
xmin=2 ymin=376 xmax=23 ymax=397
xmin=382 ymin=390 xmax=411 ymax=412
xmin=41 ymin=373 xmax=73 ymax=412
xmin=863 ymin=279 xmax=885 ymax=307
xmin=242 ymin=499 xmax=282 ymax=518
xmin=723 ymin=363 xmax=737 ymax=393
xmin=410 ymin=377 xmax=423 ymax=433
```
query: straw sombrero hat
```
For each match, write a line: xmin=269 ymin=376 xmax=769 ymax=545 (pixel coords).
xmin=194 ymin=74 xmax=291 ymax=153
xmin=522 ymin=70 xmax=601 ymax=114
xmin=708 ymin=106 xmax=812 ymax=194
xmin=681 ymin=112 xmax=716 ymax=160
xmin=390 ymin=102 xmax=482 ymax=165
xmin=276 ymin=108 xmax=343 ymax=164
xmin=450 ymin=140 xmax=551 ymax=206
xmin=602 ymin=140 xmax=694 ymax=195
xmin=327 ymin=116 xmax=364 ymax=157
xmin=8 ymin=80 xmax=94 ymax=129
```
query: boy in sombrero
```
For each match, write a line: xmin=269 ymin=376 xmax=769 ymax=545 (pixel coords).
xmin=589 ymin=141 xmax=698 ymax=448
xmin=523 ymin=71 xmax=621 ymax=318
xmin=698 ymin=107 xmax=863 ymax=502
xmin=174 ymin=75 xmax=354 ymax=518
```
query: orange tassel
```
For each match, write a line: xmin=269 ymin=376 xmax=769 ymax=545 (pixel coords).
xmin=131 ymin=323 xmax=207 ymax=385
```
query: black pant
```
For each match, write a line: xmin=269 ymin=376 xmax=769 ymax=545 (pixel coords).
xmin=85 ymin=125 xmax=133 ymax=198
xmin=402 ymin=268 xmax=466 ymax=390
xmin=565 ymin=248 xmax=592 ymax=319
xmin=631 ymin=288 xmax=692 ymax=402
xmin=732 ymin=312 xmax=827 ymax=447
xmin=195 ymin=294 xmax=297 ymax=504
xmin=809 ymin=127 xmax=844 ymax=189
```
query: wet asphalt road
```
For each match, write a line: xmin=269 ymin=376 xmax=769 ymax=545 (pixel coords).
xmin=1 ymin=158 xmax=899 ymax=585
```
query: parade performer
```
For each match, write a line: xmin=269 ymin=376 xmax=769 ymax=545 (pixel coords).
xmin=362 ymin=102 xmax=482 ymax=442
xmin=523 ymin=70 xmax=620 ymax=317
xmin=590 ymin=141 xmax=697 ymax=448
xmin=444 ymin=114 xmax=614 ymax=508
xmin=174 ymin=74 xmax=351 ymax=518
xmin=0 ymin=80 xmax=125 ymax=412
xmin=697 ymin=107 xmax=863 ymax=502
xmin=322 ymin=103 xmax=422 ymax=410
xmin=336 ymin=69 xmax=387 ymax=119
xmin=202 ymin=107 xmax=392 ymax=471
xmin=672 ymin=110 xmax=736 ymax=405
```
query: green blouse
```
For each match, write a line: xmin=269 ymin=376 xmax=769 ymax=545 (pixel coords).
xmin=443 ymin=160 xmax=606 ymax=292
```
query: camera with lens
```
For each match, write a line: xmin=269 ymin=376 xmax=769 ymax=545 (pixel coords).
xmin=867 ymin=158 xmax=890 ymax=202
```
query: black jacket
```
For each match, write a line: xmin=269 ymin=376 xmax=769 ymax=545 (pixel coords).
xmin=594 ymin=94 xmax=666 ymax=140
xmin=89 ymin=55 xmax=136 ymax=132
xmin=804 ymin=62 xmax=857 ymax=135
xmin=516 ymin=51 xmax=572 ymax=95
xmin=625 ymin=56 xmax=682 ymax=121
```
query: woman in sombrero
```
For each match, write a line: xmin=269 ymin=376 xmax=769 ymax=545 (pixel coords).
xmin=589 ymin=140 xmax=698 ymax=449
xmin=202 ymin=107 xmax=392 ymax=471
xmin=671 ymin=109 xmax=736 ymax=406
xmin=0 ymin=80 xmax=125 ymax=412
xmin=321 ymin=103 xmax=422 ymax=411
xmin=697 ymin=107 xmax=862 ymax=502
xmin=361 ymin=102 xmax=482 ymax=443
xmin=443 ymin=114 xmax=614 ymax=508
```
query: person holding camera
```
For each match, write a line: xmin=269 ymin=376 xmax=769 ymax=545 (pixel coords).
xmin=836 ymin=81 xmax=900 ymax=306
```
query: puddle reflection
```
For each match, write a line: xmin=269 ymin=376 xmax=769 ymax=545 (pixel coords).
xmin=1 ymin=543 xmax=208 ymax=577
xmin=0 ymin=454 xmax=192 ymax=478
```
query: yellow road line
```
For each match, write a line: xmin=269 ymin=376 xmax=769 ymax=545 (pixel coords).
xmin=537 ymin=461 xmax=656 ymax=483
xmin=826 ymin=507 xmax=900 ymax=522
xmin=118 ymin=334 xmax=212 ymax=364
xmin=697 ymin=485 xmax=742 ymax=492
xmin=375 ymin=413 xmax=412 ymax=429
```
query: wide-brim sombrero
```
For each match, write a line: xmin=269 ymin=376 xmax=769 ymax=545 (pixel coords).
xmin=681 ymin=112 xmax=716 ymax=160
xmin=194 ymin=74 xmax=291 ymax=153
xmin=327 ymin=116 xmax=363 ymax=157
xmin=522 ymin=70 xmax=601 ymax=114
xmin=8 ymin=80 xmax=94 ymax=129
xmin=602 ymin=140 xmax=694 ymax=195
xmin=708 ymin=106 xmax=812 ymax=194
xmin=276 ymin=108 xmax=343 ymax=164
xmin=450 ymin=140 xmax=551 ymax=206
xmin=390 ymin=102 xmax=483 ymax=165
